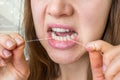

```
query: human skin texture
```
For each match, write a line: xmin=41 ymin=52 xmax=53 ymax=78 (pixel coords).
xmin=31 ymin=0 xmax=112 ymax=64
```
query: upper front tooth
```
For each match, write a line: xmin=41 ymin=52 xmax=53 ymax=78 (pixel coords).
xmin=52 ymin=28 xmax=70 ymax=32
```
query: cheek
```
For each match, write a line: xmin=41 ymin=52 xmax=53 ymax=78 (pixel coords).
xmin=31 ymin=1 xmax=47 ymax=38
xmin=78 ymin=2 xmax=110 ymax=42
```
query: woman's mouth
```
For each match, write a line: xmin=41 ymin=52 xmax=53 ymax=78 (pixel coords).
xmin=47 ymin=24 xmax=78 ymax=49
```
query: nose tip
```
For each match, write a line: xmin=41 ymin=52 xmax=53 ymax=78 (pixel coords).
xmin=47 ymin=1 xmax=74 ymax=18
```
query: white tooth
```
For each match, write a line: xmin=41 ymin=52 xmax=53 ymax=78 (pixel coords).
xmin=52 ymin=28 xmax=70 ymax=32
xmin=66 ymin=29 xmax=69 ymax=32
xmin=51 ymin=32 xmax=54 ymax=38
xmin=55 ymin=35 xmax=58 ymax=40
xmin=52 ymin=28 xmax=56 ymax=32
xmin=71 ymin=34 xmax=75 ymax=39
xmin=63 ymin=36 xmax=67 ymax=41
xmin=56 ymin=28 xmax=60 ymax=32
xmin=56 ymin=36 xmax=60 ymax=41
xmin=51 ymin=31 xmax=77 ymax=41
xmin=58 ymin=28 xmax=64 ymax=32
xmin=66 ymin=35 xmax=71 ymax=40
xmin=58 ymin=28 xmax=62 ymax=32
xmin=60 ymin=28 xmax=66 ymax=32
xmin=60 ymin=28 xmax=70 ymax=32
xmin=52 ymin=33 xmax=56 ymax=40
xmin=59 ymin=36 xmax=63 ymax=41
xmin=59 ymin=28 xmax=63 ymax=32
xmin=74 ymin=33 xmax=77 ymax=36
xmin=52 ymin=33 xmax=55 ymax=40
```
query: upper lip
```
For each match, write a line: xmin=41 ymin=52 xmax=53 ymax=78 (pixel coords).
xmin=47 ymin=23 xmax=77 ymax=32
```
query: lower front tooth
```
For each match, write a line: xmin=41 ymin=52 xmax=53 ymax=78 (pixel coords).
xmin=71 ymin=33 xmax=77 ymax=39
xmin=59 ymin=37 xmax=63 ymax=41
xmin=63 ymin=37 xmax=67 ymax=41
xmin=56 ymin=36 xmax=60 ymax=40
xmin=71 ymin=34 xmax=75 ymax=39
xmin=67 ymin=35 xmax=71 ymax=40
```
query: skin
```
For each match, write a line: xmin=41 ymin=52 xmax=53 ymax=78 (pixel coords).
xmin=31 ymin=0 xmax=112 ymax=64
xmin=0 ymin=33 xmax=29 ymax=80
xmin=0 ymin=0 xmax=120 ymax=80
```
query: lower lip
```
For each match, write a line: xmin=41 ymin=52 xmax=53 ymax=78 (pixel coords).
xmin=47 ymin=32 xmax=78 ymax=49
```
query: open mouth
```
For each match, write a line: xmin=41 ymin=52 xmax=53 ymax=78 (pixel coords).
xmin=47 ymin=24 xmax=78 ymax=49
xmin=50 ymin=27 xmax=78 ymax=41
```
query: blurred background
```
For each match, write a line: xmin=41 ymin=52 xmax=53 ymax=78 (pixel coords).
xmin=0 ymin=0 xmax=24 ymax=34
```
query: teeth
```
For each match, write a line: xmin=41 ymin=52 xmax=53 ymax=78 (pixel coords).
xmin=51 ymin=32 xmax=77 ymax=41
xmin=52 ymin=28 xmax=70 ymax=32
xmin=66 ymin=35 xmax=71 ymax=40
xmin=71 ymin=33 xmax=77 ymax=39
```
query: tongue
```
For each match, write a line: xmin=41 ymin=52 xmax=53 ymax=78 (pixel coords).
xmin=55 ymin=32 xmax=74 ymax=36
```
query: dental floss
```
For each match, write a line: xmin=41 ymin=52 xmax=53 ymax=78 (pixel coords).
xmin=25 ymin=38 xmax=51 ymax=43
xmin=70 ymin=39 xmax=86 ymax=47
xmin=25 ymin=38 xmax=103 ymax=56
xmin=26 ymin=38 xmax=85 ymax=47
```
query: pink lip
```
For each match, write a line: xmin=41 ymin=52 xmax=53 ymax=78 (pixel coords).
xmin=47 ymin=24 xmax=78 ymax=49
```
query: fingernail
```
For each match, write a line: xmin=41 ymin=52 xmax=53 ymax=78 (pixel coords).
xmin=3 ymin=49 xmax=12 ymax=57
xmin=6 ymin=40 xmax=14 ymax=48
xmin=85 ymin=43 xmax=95 ymax=52
xmin=15 ymin=38 xmax=23 ymax=45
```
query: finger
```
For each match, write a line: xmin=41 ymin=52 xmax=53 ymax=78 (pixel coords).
xmin=85 ymin=40 xmax=115 ymax=68
xmin=10 ymin=33 xmax=29 ymax=76
xmin=103 ymin=45 xmax=120 ymax=66
xmin=0 ymin=44 xmax=12 ymax=59
xmin=105 ymin=55 xmax=120 ymax=80
xmin=85 ymin=40 xmax=111 ymax=80
xmin=9 ymin=33 xmax=24 ymax=46
xmin=0 ymin=34 xmax=17 ymax=50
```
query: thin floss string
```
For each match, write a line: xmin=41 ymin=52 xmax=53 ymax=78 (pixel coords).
xmin=25 ymin=38 xmax=51 ymax=43
xmin=25 ymin=37 xmax=85 ymax=47
xmin=25 ymin=38 xmax=103 ymax=56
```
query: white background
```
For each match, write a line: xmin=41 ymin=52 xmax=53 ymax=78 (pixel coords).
xmin=0 ymin=0 xmax=24 ymax=33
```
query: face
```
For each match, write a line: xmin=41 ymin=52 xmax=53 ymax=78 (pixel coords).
xmin=31 ymin=0 xmax=112 ymax=64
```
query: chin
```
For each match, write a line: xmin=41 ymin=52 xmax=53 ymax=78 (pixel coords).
xmin=46 ymin=48 xmax=86 ymax=64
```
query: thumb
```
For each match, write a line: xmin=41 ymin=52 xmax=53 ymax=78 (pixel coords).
xmin=89 ymin=51 xmax=104 ymax=80
xmin=85 ymin=40 xmax=106 ymax=80
xmin=85 ymin=40 xmax=113 ymax=80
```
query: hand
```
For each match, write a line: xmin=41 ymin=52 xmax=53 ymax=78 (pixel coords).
xmin=85 ymin=40 xmax=120 ymax=80
xmin=0 ymin=33 xmax=30 ymax=80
